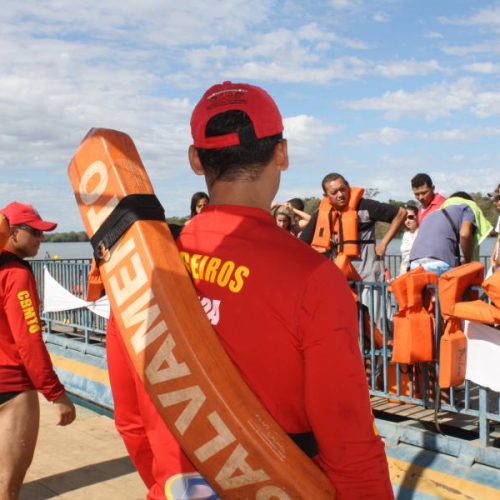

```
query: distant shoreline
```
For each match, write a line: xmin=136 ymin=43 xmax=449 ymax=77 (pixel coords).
xmin=35 ymin=238 xmax=496 ymax=261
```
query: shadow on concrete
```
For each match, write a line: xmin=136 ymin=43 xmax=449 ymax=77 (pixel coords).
xmin=21 ymin=456 xmax=136 ymax=499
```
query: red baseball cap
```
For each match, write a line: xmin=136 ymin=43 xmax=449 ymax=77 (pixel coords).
xmin=190 ymin=81 xmax=283 ymax=149
xmin=1 ymin=201 xmax=57 ymax=231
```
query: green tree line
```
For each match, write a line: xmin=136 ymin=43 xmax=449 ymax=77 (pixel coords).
xmin=45 ymin=193 xmax=498 ymax=242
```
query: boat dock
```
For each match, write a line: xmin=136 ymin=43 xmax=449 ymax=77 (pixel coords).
xmin=24 ymin=258 xmax=500 ymax=499
xmin=21 ymin=396 xmax=146 ymax=500
xmin=21 ymin=395 xmax=500 ymax=499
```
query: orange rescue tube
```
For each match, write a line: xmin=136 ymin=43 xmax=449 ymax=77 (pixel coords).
xmin=0 ymin=213 xmax=10 ymax=249
xmin=67 ymin=128 xmax=335 ymax=499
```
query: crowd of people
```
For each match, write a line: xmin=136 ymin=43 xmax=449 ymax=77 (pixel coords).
xmin=271 ymin=172 xmax=499 ymax=279
xmin=1 ymin=78 xmax=499 ymax=500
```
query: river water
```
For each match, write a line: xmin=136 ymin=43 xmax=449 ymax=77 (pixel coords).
xmin=35 ymin=238 xmax=496 ymax=261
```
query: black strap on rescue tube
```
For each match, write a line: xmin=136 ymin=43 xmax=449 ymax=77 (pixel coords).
xmin=288 ymin=432 xmax=318 ymax=458
xmin=90 ymin=194 xmax=165 ymax=262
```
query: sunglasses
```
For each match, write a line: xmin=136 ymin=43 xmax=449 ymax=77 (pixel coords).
xmin=406 ymin=215 xmax=416 ymax=220
xmin=16 ymin=224 xmax=43 ymax=237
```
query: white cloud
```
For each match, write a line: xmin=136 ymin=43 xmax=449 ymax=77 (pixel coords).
xmin=424 ymin=31 xmax=444 ymax=39
xmin=284 ymin=114 xmax=340 ymax=161
xmin=374 ymin=59 xmax=444 ymax=78
xmin=179 ymin=22 xmax=370 ymax=84
xmin=472 ymin=90 xmax=500 ymax=117
xmin=226 ymin=56 xmax=369 ymax=84
xmin=439 ymin=5 xmax=500 ymax=28
xmin=463 ymin=62 xmax=500 ymax=74
xmin=357 ymin=127 xmax=408 ymax=145
xmin=442 ymin=42 xmax=500 ymax=56
xmin=373 ymin=12 xmax=389 ymax=23
xmin=418 ymin=127 xmax=500 ymax=141
xmin=343 ymin=78 xmax=500 ymax=119
xmin=329 ymin=0 xmax=363 ymax=11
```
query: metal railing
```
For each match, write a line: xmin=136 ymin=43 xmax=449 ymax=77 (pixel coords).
xmin=31 ymin=257 xmax=500 ymax=462
xmin=32 ymin=259 xmax=107 ymax=344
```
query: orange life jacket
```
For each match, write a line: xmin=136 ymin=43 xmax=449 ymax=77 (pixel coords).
xmin=437 ymin=262 xmax=489 ymax=388
xmin=453 ymin=300 xmax=500 ymax=324
xmin=437 ymin=262 xmax=484 ymax=320
xmin=387 ymin=364 xmax=421 ymax=401
xmin=390 ymin=268 xmax=438 ymax=364
xmin=0 ymin=213 xmax=10 ymax=249
xmin=334 ymin=254 xmax=384 ymax=348
xmin=438 ymin=263 xmax=500 ymax=325
xmin=438 ymin=317 xmax=467 ymax=389
xmin=482 ymin=271 xmax=500 ymax=308
xmin=311 ymin=187 xmax=364 ymax=256
xmin=86 ymin=257 xmax=105 ymax=302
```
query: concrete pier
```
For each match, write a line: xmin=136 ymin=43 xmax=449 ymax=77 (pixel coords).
xmin=20 ymin=396 xmax=146 ymax=500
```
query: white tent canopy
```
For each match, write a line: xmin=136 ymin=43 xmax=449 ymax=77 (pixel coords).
xmin=43 ymin=267 xmax=110 ymax=319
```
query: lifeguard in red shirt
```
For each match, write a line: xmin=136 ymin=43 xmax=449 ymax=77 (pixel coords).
xmin=411 ymin=173 xmax=446 ymax=224
xmin=106 ymin=81 xmax=394 ymax=499
xmin=0 ymin=202 xmax=76 ymax=498
xmin=181 ymin=81 xmax=393 ymax=498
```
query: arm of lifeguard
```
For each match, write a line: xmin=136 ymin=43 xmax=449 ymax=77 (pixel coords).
xmin=299 ymin=262 xmax=393 ymax=499
xmin=4 ymin=266 xmax=66 ymax=402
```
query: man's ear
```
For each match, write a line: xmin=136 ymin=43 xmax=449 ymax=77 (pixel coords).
xmin=9 ymin=226 xmax=18 ymax=243
xmin=273 ymin=139 xmax=289 ymax=172
xmin=188 ymin=145 xmax=205 ymax=176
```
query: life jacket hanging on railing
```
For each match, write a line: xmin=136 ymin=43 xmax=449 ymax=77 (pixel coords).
xmin=390 ymin=267 xmax=438 ymax=364
xmin=86 ymin=257 xmax=106 ymax=302
xmin=449 ymin=269 xmax=500 ymax=325
xmin=335 ymin=254 xmax=384 ymax=349
xmin=437 ymin=262 xmax=485 ymax=388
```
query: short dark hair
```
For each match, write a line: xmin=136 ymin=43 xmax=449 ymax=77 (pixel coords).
xmin=190 ymin=191 xmax=209 ymax=218
xmin=321 ymin=173 xmax=349 ymax=193
xmin=411 ymin=173 xmax=433 ymax=189
xmin=450 ymin=191 xmax=473 ymax=201
xmin=286 ymin=198 xmax=305 ymax=211
xmin=196 ymin=110 xmax=283 ymax=185
xmin=405 ymin=205 xmax=418 ymax=215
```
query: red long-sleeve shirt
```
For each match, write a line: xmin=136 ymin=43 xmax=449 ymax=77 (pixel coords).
xmin=0 ymin=251 xmax=64 ymax=401
xmin=177 ymin=205 xmax=393 ymax=499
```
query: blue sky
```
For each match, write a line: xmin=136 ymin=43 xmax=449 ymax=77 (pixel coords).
xmin=1 ymin=0 xmax=499 ymax=231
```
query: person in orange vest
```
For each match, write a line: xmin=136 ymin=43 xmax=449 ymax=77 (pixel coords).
xmin=410 ymin=173 xmax=446 ymax=224
xmin=300 ymin=173 xmax=406 ymax=324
